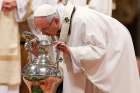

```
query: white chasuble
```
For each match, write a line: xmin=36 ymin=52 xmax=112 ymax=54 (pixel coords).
xmin=67 ymin=0 xmax=87 ymax=6
xmin=0 ymin=11 xmax=21 ymax=85
xmin=0 ymin=85 xmax=19 ymax=93
xmin=66 ymin=0 xmax=112 ymax=16
xmin=0 ymin=1 xmax=20 ymax=93
xmin=59 ymin=5 xmax=105 ymax=93
xmin=60 ymin=6 xmax=140 ymax=93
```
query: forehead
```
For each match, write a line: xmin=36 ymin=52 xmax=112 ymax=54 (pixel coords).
xmin=34 ymin=16 xmax=49 ymax=25
xmin=34 ymin=16 xmax=50 ymax=29
xmin=34 ymin=16 xmax=47 ymax=21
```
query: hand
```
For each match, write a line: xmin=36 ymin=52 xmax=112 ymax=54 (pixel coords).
xmin=2 ymin=0 xmax=16 ymax=13
xmin=53 ymin=41 xmax=70 ymax=54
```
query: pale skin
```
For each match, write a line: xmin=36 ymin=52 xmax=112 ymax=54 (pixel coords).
xmin=34 ymin=16 xmax=71 ymax=56
xmin=1 ymin=0 xmax=16 ymax=13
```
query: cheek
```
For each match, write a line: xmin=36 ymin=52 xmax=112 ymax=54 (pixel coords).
xmin=37 ymin=22 xmax=47 ymax=29
xmin=34 ymin=19 xmax=48 ymax=29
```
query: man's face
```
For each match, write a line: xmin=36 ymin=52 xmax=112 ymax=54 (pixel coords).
xmin=34 ymin=16 xmax=60 ymax=36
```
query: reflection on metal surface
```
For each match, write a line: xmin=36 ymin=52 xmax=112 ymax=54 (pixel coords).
xmin=22 ymin=32 xmax=63 ymax=93
xmin=24 ymin=77 xmax=62 ymax=93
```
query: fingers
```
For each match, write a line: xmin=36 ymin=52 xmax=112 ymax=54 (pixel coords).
xmin=53 ymin=41 xmax=70 ymax=54
xmin=53 ymin=41 xmax=65 ymax=47
xmin=2 ymin=6 xmax=15 ymax=13
xmin=2 ymin=0 xmax=16 ymax=13
xmin=10 ymin=1 xmax=16 ymax=8
xmin=2 ymin=2 xmax=11 ymax=13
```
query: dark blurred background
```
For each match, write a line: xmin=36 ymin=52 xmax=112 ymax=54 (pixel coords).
xmin=112 ymin=0 xmax=140 ymax=72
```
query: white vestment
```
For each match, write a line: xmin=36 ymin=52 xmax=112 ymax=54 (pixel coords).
xmin=0 ymin=0 xmax=21 ymax=93
xmin=0 ymin=85 xmax=19 ymax=93
xmin=60 ymin=6 xmax=140 ymax=93
xmin=89 ymin=0 xmax=112 ymax=16
xmin=66 ymin=0 xmax=112 ymax=16
xmin=32 ymin=0 xmax=58 ymax=11
xmin=67 ymin=0 xmax=87 ymax=6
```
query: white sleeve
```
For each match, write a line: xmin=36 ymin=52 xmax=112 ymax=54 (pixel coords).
xmin=0 ymin=0 xmax=3 ymax=11
xmin=67 ymin=0 xmax=87 ymax=6
xmin=68 ymin=17 xmax=107 ymax=74
xmin=16 ymin=0 xmax=31 ymax=22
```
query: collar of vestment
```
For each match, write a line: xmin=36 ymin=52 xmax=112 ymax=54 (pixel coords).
xmin=59 ymin=4 xmax=76 ymax=43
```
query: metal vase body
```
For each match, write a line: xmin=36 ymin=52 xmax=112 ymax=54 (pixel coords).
xmin=22 ymin=34 xmax=63 ymax=93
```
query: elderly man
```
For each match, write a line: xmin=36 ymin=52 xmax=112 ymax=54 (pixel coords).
xmin=33 ymin=4 xmax=140 ymax=93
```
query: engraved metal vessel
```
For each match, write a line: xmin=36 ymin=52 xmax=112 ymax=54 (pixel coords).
xmin=22 ymin=32 xmax=63 ymax=93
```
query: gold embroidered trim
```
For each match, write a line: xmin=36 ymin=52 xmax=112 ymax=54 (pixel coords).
xmin=0 ymin=47 xmax=18 ymax=51
xmin=22 ymin=0 xmax=33 ymax=21
xmin=0 ymin=55 xmax=19 ymax=61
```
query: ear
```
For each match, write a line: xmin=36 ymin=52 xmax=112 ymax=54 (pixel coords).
xmin=54 ymin=17 xmax=60 ymax=24
xmin=51 ymin=17 xmax=60 ymax=28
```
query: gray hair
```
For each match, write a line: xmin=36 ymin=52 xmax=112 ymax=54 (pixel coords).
xmin=45 ymin=11 xmax=60 ymax=23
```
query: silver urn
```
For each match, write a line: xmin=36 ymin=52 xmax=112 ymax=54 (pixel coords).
xmin=22 ymin=32 xmax=63 ymax=93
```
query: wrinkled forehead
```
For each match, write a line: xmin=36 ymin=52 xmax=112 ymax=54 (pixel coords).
xmin=34 ymin=16 xmax=48 ymax=24
xmin=33 ymin=16 xmax=50 ymax=28
xmin=34 ymin=16 xmax=47 ymax=20
xmin=34 ymin=14 xmax=56 ymax=24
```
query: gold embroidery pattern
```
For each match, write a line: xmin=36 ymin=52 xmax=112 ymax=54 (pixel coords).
xmin=0 ymin=55 xmax=19 ymax=61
